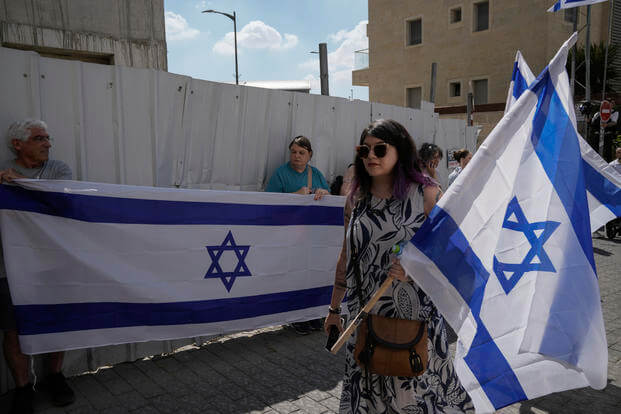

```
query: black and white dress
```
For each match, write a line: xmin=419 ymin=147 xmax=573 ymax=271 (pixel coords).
xmin=339 ymin=185 xmax=474 ymax=414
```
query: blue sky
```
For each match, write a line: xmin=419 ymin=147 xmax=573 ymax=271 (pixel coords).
xmin=164 ymin=0 xmax=369 ymax=100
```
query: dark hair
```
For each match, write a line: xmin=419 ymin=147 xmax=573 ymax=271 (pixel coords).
xmin=453 ymin=149 xmax=470 ymax=162
xmin=330 ymin=175 xmax=344 ymax=195
xmin=419 ymin=142 xmax=443 ymax=162
xmin=349 ymin=119 xmax=432 ymax=202
xmin=289 ymin=135 xmax=312 ymax=156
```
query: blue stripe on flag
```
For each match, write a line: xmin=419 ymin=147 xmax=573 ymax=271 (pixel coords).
xmin=14 ymin=286 xmax=332 ymax=335
xmin=411 ymin=207 xmax=527 ymax=409
xmin=582 ymin=159 xmax=621 ymax=217
xmin=530 ymin=72 xmax=596 ymax=273
xmin=512 ymin=62 xmax=530 ymax=100
xmin=0 ymin=185 xmax=343 ymax=226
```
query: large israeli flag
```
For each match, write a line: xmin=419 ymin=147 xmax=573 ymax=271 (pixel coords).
xmin=505 ymin=48 xmax=621 ymax=231
xmin=0 ymin=180 xmax=343 ymax=354
xmin=400 ymin=33 xmax=607 ymax=413
xmin=548 ymin=0 xmax=608 ymax=12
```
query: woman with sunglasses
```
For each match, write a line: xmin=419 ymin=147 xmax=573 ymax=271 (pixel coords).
xmin=325 ymin=120 xmax=473 ymax=413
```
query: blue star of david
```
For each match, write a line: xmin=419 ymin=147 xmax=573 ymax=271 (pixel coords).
xmin=205 ymin=231 xmax=251 ymax=292
xmin=493 ymin=197 xmax=560 ymax=295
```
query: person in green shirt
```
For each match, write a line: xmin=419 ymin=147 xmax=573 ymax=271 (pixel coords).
xmin=265 ymin=135 xmax=330 ymax=197
xmin=265 ymin=135 xmax=330 ymax=334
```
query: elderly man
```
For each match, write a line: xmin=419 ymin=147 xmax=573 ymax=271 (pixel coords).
xmin=1 ymin=119 xmax=74 ymax=413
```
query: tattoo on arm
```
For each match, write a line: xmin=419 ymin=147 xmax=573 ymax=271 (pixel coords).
xmin=435 ymin=189 xmax=443 ymax=202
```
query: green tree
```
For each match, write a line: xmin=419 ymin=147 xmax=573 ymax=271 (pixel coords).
xmin=567 ymin=41 xmax=618 ymax=97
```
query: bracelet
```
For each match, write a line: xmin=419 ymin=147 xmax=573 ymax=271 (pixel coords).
xmin=328 ymin=306 xmax=341 ymax=315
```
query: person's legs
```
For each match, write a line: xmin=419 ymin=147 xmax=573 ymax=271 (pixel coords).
xmin=45 ymin=351 xmax=75 ymax=406
xmin=2 ymin=276 xmax=34 ymax=413
xmin=2 ymin=330 xmax=30 ymax=386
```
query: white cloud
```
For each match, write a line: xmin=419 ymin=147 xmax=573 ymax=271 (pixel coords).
xmin=301 ymin=20 xmax=368 ymax=94
xmin=327 ymin=20 xmax=368 ymax=71
xmin=213 ymin=20 xmax=299 ymax=55
xmin=165 ymin=11 xmax=200 ymax=41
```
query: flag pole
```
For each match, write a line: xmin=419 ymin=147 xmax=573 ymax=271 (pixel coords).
xmin=571 ymin=8 xmax=579 ymax=97
xmin=586 ymin=5 xmax=592 ymax=103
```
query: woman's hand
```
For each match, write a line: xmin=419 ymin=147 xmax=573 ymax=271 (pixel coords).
xmin=324 ymin=312 xmax=344 ymax=334
xmin=294 ymin=186 xmax=312 ymax=195
xmin=314 ymin=188 xmax=329 ymax=200
xmin=388 ymin=258 xmax=408 ymax=282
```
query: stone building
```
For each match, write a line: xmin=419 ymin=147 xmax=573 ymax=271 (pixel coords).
xmin=353 ymin=0 xmax=617 ymax=142
xmin=0 ymin=0 xmax=167 ymax=70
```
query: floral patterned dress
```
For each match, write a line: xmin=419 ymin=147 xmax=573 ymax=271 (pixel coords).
xmin=339 ymin=185 xmax=474 ymax=414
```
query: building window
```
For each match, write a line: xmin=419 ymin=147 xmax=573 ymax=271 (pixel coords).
xmin=407 ymin=18 xmax=422 ymax=45
xmin=449 ymin=82 xmax=461 ymax=98
xmin=406 ymin=87 xmax=422 ymax=109
xmin=473 ymin=1 xmax=489 ymax=32
xmin=473 ymin=79 xmax=488 ymax=105
xmin=450 ymin=7 xmax=462 ymax=24
xmin=564 ymin=8 xmax=577 ymax=24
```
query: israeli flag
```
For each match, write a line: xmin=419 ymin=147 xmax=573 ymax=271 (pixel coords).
xmin=400 ymin=33 xmax=607 ymax=413
xmin=0 ymin=180 xmax=343 ymax=354
xmin=548 ymin=0 xmax=608 ymax=12
xmin=506 ymin=48 xmax=621 ymax=231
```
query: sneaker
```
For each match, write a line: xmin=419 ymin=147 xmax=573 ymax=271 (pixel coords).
xmin=309 ymin=318 xmax=323 ymax=331
xmin=291 ymin=322 xmax=311 ymax=335
xmin=46 ymin=372 xmax=75 ymax=407
xmin=10 ymin=383 xmax=34 ymax=414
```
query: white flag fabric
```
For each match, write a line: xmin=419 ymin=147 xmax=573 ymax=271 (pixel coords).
xmin=548 ymin=0 xmax=608 ymax=12
xmin=400 ymin=33 xmax=608 ymax=413
xmin=505 ymin=51 xmax=535 ymax=115
xmin=505 ymin=48 xmax=621 ymax=231
xmin=0 ymin=180 xmax=344 ymax=354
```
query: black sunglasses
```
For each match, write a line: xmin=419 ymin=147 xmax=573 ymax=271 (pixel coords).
xmin=356 ymin=142 xmax=389 ymax=159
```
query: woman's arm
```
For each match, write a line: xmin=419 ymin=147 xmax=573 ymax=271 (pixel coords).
xmin=324 ymin=199 xmax=352 ymax=333
xmin=423 ymin=185 xmax=442 ymax=216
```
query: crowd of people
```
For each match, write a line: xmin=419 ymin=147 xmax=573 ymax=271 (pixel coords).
xmin=0 ymin=117 xmax=479 ymax=413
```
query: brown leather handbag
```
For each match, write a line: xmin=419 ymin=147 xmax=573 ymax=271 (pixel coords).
xmin=354 ymin=314 xmax=428 ymax=377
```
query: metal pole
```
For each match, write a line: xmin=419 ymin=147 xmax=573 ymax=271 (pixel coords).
xmin=586 ymin=5 xmax=592 ymax=102
xmin=233 ymin=12 xmax=239 ymax=85
xmin=466 ymin=92 xmax=473 ymax=126
xmin=602 ymin=0 xmax=614 ymax=100
xmin=429 ymin=62 xmax=437 ymax=103
xmin=319 ymin=43 xmax=329 ymax=95
xmin=571 ymin=9 xmax=579 ymax=97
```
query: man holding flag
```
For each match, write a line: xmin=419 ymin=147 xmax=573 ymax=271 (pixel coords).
xmin=399 ymin=33 xmax=609 ymax=412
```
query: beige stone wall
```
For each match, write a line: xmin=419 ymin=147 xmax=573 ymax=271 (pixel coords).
xmin=0 ymin=0 xmax=167 ymax=70
xmin=365 ymin=0 xmax=608 ymax=108
xmin=363 ymin=0 xmax=610 ymax=142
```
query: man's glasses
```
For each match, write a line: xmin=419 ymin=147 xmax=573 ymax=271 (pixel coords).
xmin=30 ymin=135 xmax=52 ymax=143
xmin=356 ymin=142 xmax=389 ymax=159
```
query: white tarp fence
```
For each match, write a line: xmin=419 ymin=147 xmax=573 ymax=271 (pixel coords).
xmin=0 ymin=46 xmax=476 ymax=392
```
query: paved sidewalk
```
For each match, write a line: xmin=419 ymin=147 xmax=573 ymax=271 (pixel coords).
xmin=1 ymin=236 xmax=620 ymax=413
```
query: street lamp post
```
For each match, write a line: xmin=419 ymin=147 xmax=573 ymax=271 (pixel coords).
xmin=202 ymin=9 xmax=239 ymax=85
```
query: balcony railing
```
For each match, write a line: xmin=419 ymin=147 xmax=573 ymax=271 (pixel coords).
xmin=354 ymin=48 xmax=369 ymax=70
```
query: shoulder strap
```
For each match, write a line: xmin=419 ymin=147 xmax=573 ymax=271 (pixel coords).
xmin=307 ymin=165 xmax=312 ymax=190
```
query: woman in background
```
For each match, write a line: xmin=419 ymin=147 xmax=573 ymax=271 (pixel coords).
xmin=265 ymin=135 xmax=329 ymax=334
xmin=419 ymin=142 xmax=443 ymax=186
xmin=447 ymin=149 xmax=472 ymax=187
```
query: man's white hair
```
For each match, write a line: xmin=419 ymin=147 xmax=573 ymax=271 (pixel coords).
xmin=6 ymin=119 xmax=48 ymax=155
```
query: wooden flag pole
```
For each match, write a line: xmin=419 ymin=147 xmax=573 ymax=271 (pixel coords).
xmin=330 ymin=275 xmax=394 ymax=354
